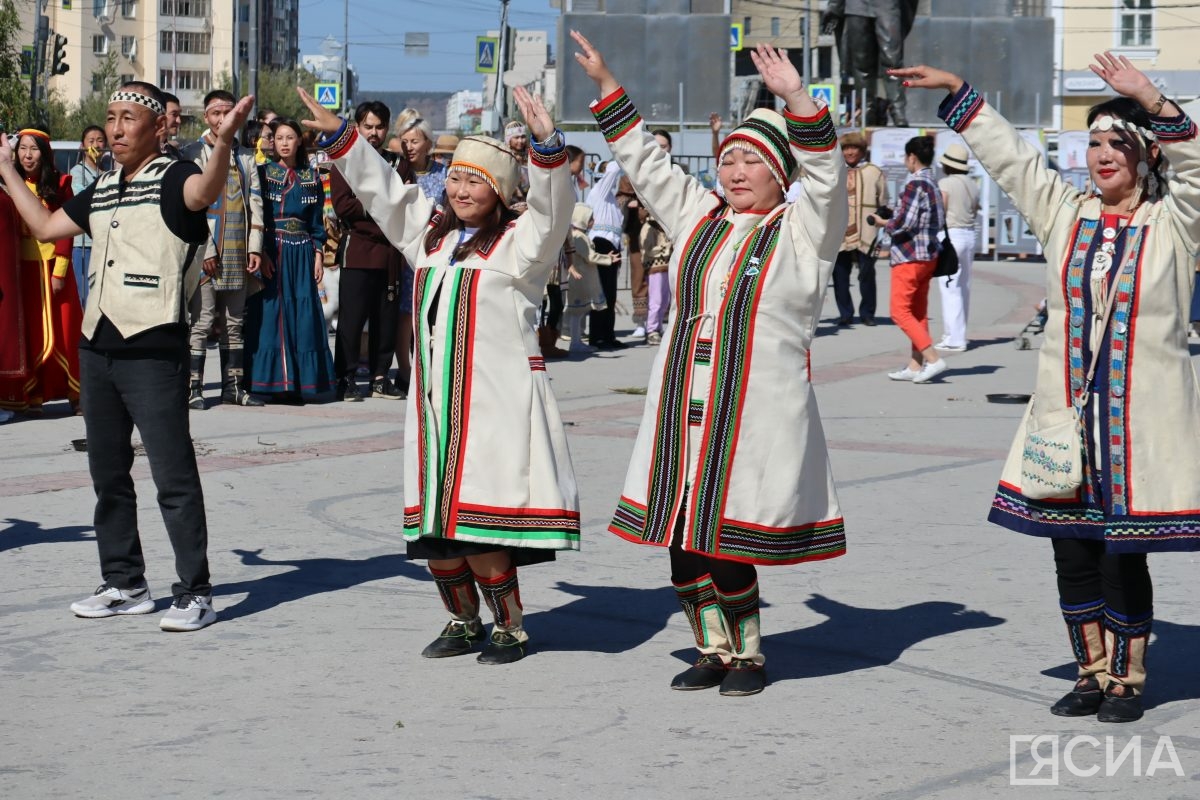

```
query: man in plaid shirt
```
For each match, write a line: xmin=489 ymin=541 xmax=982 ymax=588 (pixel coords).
xmin=883 ymin=135 xmax=948 ymax=384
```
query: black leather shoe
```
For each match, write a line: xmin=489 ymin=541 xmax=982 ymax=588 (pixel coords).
xmin=336 ymin=378 xmax=364 ymax=402
xmin=370 ymin=378 xmax=405 ymax=400
xmin=222 ymin=388 xmax=265 ymax=407
xmin=670 ymin=654 xmax=727 ymax=690
xmin=421 ymin=620 xmax=485 ymax=658
xmin=861 ymin=317 xmax=877 ymax=326
xmin=1050 ymin=676 xmax=1104 ymax=717
xmin=476 ymin=630 xmax=526 ymax=664
xmin=1097 ymin=683 xmax=1144 ymax=723
xmin=836 ymin=317 xmax=852 ymax=326
xmin=718 ymin=659 xmax=766 ymax=696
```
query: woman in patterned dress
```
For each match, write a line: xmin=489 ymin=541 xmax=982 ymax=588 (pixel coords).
xmin=244 ymin=119 xmax=335 ymax=402
xmin=897 ymin=52 xmax=1200 ymax=722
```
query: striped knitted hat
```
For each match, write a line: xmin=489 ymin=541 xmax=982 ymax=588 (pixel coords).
xmin=718 ymin=108 xmax=797 ymax=190
xmin=449 ymin=135 xmax=519 ymax=207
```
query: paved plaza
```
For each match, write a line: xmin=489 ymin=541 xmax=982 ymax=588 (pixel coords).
xmin=3 ymin=259 xmax=1199 ymax=799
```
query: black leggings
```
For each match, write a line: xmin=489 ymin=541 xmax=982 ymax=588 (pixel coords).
xmin=1052 ymin=537 xmax=1152 ymax=616
xmin=669 ymin=520 xmax=757 ymax=592
xmin=541 ymin=283 xmax=564 ymax=330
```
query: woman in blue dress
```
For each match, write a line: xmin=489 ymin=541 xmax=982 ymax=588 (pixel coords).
xmin=246 ymin=118 xmax=336 ymax=401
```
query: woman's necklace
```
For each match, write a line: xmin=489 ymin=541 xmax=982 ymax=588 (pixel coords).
xmin=718 ymin=213 xmax=775 ymax=297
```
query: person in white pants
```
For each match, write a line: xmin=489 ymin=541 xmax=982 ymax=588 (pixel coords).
xmin=936 ymin=143 xmax=980 ymax=351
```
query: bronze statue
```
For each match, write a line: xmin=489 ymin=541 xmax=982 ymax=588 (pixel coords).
xmin=822 ymin=0 xmax=919 ymax=126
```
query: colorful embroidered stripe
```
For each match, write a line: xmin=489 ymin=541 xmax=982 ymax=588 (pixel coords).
xmin=1105 ymin=235 xmax=1143 ymax=516
xmin=440 ymin=269 xmax=480 ymax=534
xmin=1063 ymin=220 xmax=1098 ymax=498
xmin=609 ymin=495 xmax=648 ymax=540
xmin=529 ymin=355 xmax=546 ymax=372
xmin=414 ymin=267 xmax=440 ymax=534
xmin=1150 ymin=111 xmax=1197 ymax=142
xmin=784 ymin=106 xmax=836 ymax=152
xmin=938 ymin=82 xmax=985 ymax=133
xmin=323 ymin=122 xmax=357 ymax=160
xmin=689 ymin=211 xmax=785 ymax=554
xmin=714 ymin=579 xmax=759 ymax=653
xmin=452 ymin=503 xmax=581 ymax=547
xmin=717 ymin=518 xmax=847 ymax=564
xmin=640 ymin=211 xmax=731 ymax=545
xmin=687 ymin=399 xmax=704 ymax=426
xmin=591 ymin=87 xmax=641 ymax=142
xmin=694 ymin=338 xmax=713 ymax=364
xmin=529 ymin=146 xmax=568 ymax=169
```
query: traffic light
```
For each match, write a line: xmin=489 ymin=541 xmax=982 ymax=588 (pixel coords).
xmin=51 ymin=34 xmax=69 ymax=76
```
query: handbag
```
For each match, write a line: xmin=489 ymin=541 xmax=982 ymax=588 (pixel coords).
xmin=932 ymin=221 xmax=959 ymax=279
xmin=1019 ymin=223 xmax=1140 ymax=499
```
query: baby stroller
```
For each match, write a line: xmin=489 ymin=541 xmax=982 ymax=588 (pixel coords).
xmin=1015 ymin=298 xmax=1048 ymax=350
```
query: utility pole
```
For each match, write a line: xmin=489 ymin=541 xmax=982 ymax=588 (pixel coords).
xmin=802 ymin=0 xmax=811 ymax=87
xmin=492 ymin=0 xmax=510 ymax=134
xmin=30 ymin=12 xmax=48 ymax=114
xmin=342 ymin=0 xmax=349 ymax=113
xmin=231 ymin=0 xmax=240 ymax=94
xmin=249 ymin=0 xmax=259 ymax=112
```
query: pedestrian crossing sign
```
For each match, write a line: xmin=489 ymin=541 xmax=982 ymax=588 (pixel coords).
xmin=731 ymin=23 xmax=743 ymax=51
xmin=314 ymin=83 xmax=341 ymax=110
xmin=476 ymin=37 xmax=498 ymax=74
xmin=808 ymin=83 xmax=837 ymax=111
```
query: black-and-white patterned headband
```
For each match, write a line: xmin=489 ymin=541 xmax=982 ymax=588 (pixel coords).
xmin=109 ymin=90 xmax=165 ymax=116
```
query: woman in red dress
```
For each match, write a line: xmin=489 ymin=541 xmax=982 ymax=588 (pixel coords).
xmin=0 ymin=129 xmax=82 ymax=414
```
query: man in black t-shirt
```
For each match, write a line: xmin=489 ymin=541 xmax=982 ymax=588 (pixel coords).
xmin=0 ymin=81 xmax=254 ymax=632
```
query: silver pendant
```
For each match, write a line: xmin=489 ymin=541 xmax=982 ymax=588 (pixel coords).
xmin=1101 ymin=242 xmax=1116 ymax=255
xmin=1103 ymin=226 xmax=1117 ymax=239
xmin=1092 ymin=251 xmax=1112 ymax=272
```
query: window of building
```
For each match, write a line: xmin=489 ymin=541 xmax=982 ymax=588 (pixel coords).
xmin=743 ymin=16 xmax=751 ymax=36
xmin=62 ymin=0 xmax=73 ymax=9
xmin=121 ymin=35 xmax=135 ymax=56
xmin=1119 ymin=0 xmax=1153 ymax=47
xmin=160 ymin=0 xmax=208 ymax=16
xmin=92 ymin=73 xmax=106 ymax=92
xmin=771 ymin=16 xmax=780 ymax=37
xmin=160 ymin=30 xmax=209 ymax=53
xmin=119 ymin=72 xmax=134 ymax=85
xmin=159 ymin=70 xmax=210 ymax=91
xmin=93 ymin=34 xmax=108 ymax=54
xmin=121 ymin=0 xmax=136 ymax=17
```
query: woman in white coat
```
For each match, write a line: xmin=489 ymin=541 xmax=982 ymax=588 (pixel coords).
xmin=298 ymin=86 xmax=578 ymax=666
xmin=574 ymin=34 xmax=849 ymax=697
xmin=897 ymin=54 xmax=1200 ymax=722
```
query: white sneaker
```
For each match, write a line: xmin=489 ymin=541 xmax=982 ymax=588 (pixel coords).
xmin=936 ymin=341 xmax=968 ymax=352
xmin=160 ymin=594 xmax=218 ymax=632
xmin=71 ymin=582 xmax=155 ymax=618
xmin=887 ymin=366 xmax=920 ymax=381
xmin=631 ymin=326 xmax=646 ymax=339
xmin=912 ymin=359 xmax=948 ymax=384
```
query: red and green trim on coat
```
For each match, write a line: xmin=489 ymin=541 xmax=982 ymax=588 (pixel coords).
xmin=405 ymin=264 xmax=580 ymax=550
xmin=608 ymin=203 xmax=845 ymax=565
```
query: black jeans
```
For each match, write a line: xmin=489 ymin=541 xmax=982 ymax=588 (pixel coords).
xmin=542 ymin=283 xmax=564 ymax=331
xmin=80 ymin=347 xmax=211 ymax=596
xmin=832 ymin=248 xmax=877 ymax=321
xmin=335 ymin=268 xmax=399 ymax=381
xmin=590 ymin=238 xmax=620 ymax=344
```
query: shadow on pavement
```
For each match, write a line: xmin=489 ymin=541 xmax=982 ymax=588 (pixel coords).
xmin=216 ymin=548 xmax=430 ymax=621
xmin=524 ymin=580 xmax=680 ymax=654
xmin=1040 ymin=618 xmax=1200 ymax=710
xmin=0 ymin=517 xmax=95 ymax=552
xmin=669 ymin=593 xmax=1004 ymax=684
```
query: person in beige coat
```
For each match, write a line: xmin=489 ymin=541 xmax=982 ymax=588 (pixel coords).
xmin=575 ymin=33 xmax=848 ymax=697
xmin=298 ymin=86 xmax=578 ymax=666
xmin=832 ymin=130 xmax=887 ymax=326
xmin=897 ymin=53 xmax=1200 ymax=723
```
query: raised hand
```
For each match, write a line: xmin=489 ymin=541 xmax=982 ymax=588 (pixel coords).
xmin=0 ymin=130 xmax=13 ymax=168
xmin=750 ymin=44 xmax=804 ymax=104
xmin=295 ymin=87 xmax=345 ymax=135
xmin=709 ymin=113 xmax=722 ymax=133
xmin=513 ymin=86 xmax=554 ymax=142
xmin=570 ymin=30 xmax=619 ymax=97
xmin=1090 ymin=52 xmax=1158 ymax=107
xmin=888 ymin=65 xmax=964 ymax=95
xmin=216 ymin=95 xmax=256 ymax=146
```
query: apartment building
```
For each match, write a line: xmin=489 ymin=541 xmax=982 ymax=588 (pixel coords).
xmin=18 ymin=0 xmax=296 ymax=115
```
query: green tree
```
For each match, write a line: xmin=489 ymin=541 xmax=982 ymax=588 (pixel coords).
xmin=0 ymin=0 xmax=32 ymax=128
xmin=218 ymin=65 xmax=323 ymax=121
